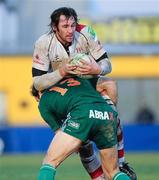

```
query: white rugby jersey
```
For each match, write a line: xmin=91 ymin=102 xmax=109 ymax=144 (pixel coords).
xmin=32 ymin=24 xmax=106 ymax=72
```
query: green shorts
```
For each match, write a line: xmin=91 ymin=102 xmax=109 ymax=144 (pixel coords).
xmin=61 ymin=103 xmax=118 ymax=149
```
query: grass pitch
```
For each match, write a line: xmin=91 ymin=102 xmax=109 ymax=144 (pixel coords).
xmin=0 ymin=152 xmax=159 ymax=180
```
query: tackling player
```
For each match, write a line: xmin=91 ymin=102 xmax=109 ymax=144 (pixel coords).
xmin=32 ymin=7 xmax=136 ymax=180
xmin=32 ymin=77 xmax=131 ymax=180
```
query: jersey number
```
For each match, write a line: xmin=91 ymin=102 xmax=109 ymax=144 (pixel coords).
xmin=49 ymin=78 xmax=81 ymax=96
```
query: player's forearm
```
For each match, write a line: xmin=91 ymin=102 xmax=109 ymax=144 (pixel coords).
xmin=33 ymin=70 xmax=63 ymax=91
xmin=98 ymin=58 xmax=112 ymax=75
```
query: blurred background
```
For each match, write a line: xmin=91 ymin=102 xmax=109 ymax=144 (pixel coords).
xmin=0 ymin=0 xmax=159 ymax=153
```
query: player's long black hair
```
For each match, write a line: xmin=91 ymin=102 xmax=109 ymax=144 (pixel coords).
xmin=49 ymin=7 xmax=78 ymax=33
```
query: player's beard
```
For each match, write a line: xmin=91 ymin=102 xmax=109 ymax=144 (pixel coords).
xmin=56 ymin=31 xmax=73 ymax=45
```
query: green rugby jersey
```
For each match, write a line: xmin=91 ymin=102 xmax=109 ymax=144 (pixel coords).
xmin=39 ymin=77 xmax=106 ymax=121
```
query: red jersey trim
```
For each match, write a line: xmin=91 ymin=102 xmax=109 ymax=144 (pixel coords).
xmin=76 ymin=24 xmax=86 ymax=32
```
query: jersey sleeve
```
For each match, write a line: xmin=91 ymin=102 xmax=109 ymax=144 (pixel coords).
xmin=81 ymin=26 xmax=106 ymax=60
xmin=32 ymin=35 xmax=50 ymax=71
xmin=39 ymin=103 xmax=60 ymax=132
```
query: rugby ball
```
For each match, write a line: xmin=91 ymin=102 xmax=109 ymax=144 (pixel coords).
xmin=70 ymin=53 xmax=93 ymax=79
xmin=71 ymin=53 xmax=91 ymax=66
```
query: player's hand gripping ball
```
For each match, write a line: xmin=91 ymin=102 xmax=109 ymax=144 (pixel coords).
xmin=70 ymin=53 xmax=94 ymax=79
